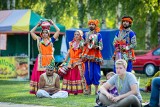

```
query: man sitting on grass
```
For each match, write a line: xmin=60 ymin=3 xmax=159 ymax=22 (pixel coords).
xmin=99 ymin=59 xmax=142 ymax=107
xmin=36 ymin=63 xmax=68 ymax=98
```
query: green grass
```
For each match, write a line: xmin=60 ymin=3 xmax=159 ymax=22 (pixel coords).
xmin=0 ymin=73 xmax=151 ymax=107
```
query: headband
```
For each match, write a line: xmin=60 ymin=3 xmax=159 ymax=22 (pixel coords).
xmin=122 ymin=18 xmax=133 ymax=23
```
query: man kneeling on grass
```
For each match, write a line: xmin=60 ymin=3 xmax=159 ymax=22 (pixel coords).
xmin=36 ymin=63 xmax=68 ymax=98
xmin=99 ymin=59 xmax=142 ymax=107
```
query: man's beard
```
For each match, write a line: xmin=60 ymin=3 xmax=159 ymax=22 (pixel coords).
xmin=123 ymin=24 xmax=130 ymax=29
xmin=89 ymin=27 xmax=95 ymax=31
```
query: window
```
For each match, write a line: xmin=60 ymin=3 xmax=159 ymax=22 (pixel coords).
xmin=153 ymin=48 xmax=160 ymax=56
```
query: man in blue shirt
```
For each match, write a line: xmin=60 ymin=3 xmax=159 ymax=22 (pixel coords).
xmin=113 ymin=16 xmax=137 ymax=72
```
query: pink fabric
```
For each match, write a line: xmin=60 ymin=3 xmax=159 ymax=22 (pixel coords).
xmin=62 ymin=66 xmax=83 ymax=94
xmin=30 ymin=58 xmax=45 ymax=94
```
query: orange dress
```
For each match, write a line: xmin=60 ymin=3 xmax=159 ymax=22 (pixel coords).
xmin=62 ymin=41 xmax=83 ymax=94
xmin=30 ymin=37 xmax=55 ymax=94
xmin=82 ymin=32 xmax=103 ymax=65
xmin=69 ymin=42 xmax=83 ymax=68
xmin=37 ymin=38 xmax=54 ymax=71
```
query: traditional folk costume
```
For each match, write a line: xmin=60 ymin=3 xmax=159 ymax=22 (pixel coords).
xmin=82 ymin=19 xmax=103 ymax=94
xmin=113 ymin=17 xmax=136 ymax=72
xmin=30 ymin=37 xmax=55 ymax=94
xmin=30 ymin=21 xmax=56 ymax=94
xmin=62 ymin=38 xmax=84 ymax=94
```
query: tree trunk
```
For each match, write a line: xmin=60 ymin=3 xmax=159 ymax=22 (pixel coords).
xmin=7 ymin=0 xmax=10 ymax=10
xmin=145 ymin=13 xmax=151 ymax=50
xmin=158 ymin=13 xmax=160 ymax=45
xmin=116 ymin=2 xmax=122 ymax=29
xmin=86 ymin=0 xmax=91 ymax=20
xmin=78 ymin=0 xmax=85 ymax=28
xmin=11 ymin=0 xmax=15 ymax=9
xmin=101 ymin=0 xmax=106 ymax=29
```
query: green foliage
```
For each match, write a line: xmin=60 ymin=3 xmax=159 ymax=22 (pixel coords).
xmin=0 ymin=0 xmax=160 ymax=49
xmin=0 ymin=0 xmax=7 ymax=10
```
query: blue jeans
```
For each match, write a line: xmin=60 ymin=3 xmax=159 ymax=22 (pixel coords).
xmin=149 ymin=77 xmax=160 ymax=107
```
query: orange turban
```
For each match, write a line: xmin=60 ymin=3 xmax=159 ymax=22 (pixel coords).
xmin=122 ymin=18 xmax=133 ymax=24
xmin=120 ymin=17 xmax=133 ymax=30
xmin=88 ymin=19 xmax=100 ymax=33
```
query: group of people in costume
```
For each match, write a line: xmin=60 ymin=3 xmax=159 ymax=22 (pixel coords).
xmin=29 ymin=16 xmax=160 ymax=107
xmin=29 ymin=18 xmax=104 ymax=96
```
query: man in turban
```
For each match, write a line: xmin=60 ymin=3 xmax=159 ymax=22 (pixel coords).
xmin=36 ymin=61 xmax=68 ymax=98
xmin=113 ymin=16 xmax=137 ymax=73
xmin=82 ymin=19 xmax=103 ymax=95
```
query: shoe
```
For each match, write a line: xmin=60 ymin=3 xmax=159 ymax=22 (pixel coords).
xmin=84 ymin=90 xmax=91 ymax=95
xmin=74 ymin=93 xmax=78 ymax=95
xmin=143 ymin=103 xmax=150 ymax=107
xmin=139 ymin=88 xmax=147 ymax=92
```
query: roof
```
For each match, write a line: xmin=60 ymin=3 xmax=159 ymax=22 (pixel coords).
xmin=0 ymin=9 xmax=65 ymax=34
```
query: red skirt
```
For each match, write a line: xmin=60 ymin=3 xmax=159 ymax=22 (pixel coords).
xmin=62 ymin=66 xmax=83 ymax=94
xmin=30 ymin=58 xmax=45 ymax=94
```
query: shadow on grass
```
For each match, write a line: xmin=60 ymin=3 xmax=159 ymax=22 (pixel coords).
xmin=0 ymin=93 xmax=96 ymax=107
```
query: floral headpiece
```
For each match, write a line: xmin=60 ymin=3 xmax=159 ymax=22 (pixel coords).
xmin=76 ymin=30 xmax=83 ymax=37
xmin=46 ymin=60 xmax=55 ymax=70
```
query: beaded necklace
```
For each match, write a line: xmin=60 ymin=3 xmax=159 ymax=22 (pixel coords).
xmin=117 ymin=74 xmax=126 ymax=94
xmin=46 ymin=76 xmax=53 ymax=85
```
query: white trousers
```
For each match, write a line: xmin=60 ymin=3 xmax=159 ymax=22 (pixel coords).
xmin=36 ymin=89 xmax=68 ymax=98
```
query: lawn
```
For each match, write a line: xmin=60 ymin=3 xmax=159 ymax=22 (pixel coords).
xmin=0 ymin=73 xmax=151 ymax=107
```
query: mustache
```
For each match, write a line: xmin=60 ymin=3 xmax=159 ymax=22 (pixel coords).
xmin=89 ymin=27 xmax=94 ymax=31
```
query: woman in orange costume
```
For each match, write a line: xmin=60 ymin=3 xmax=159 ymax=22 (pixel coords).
xmin=62 ymin=30 xmax=84 ymax=95
xmin=30 ymin=20 xmax=60 ymax=94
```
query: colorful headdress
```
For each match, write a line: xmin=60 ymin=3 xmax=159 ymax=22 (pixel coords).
xmin=39 ymin=19 xmax=52 ymax=37
xmin=76 ymin=30 xmax=83 ymax=37
xmin=41 ymin=21 xmax=51 ymax=30
xmin=40 ymin=19 xmax=51 ymax=30
xmin=46 ymin=60 xmax=55 ymax=70
xmin=122 ymin=18 xmax=133 ymax=24
xmin=88 ymin=19 xmax=100 ymax=33
xmin=119 ymin=16 xmax=133 ymax=30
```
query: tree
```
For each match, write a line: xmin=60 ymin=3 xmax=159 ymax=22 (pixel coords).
xmin=158 ymin=0 xmax=160 ymax=45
